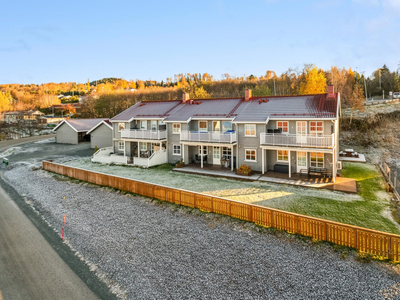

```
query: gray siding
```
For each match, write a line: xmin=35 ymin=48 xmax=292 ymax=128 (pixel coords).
xmin=90 ymin=124 xmax=112 ymax=149
xmin=236 ymin=124 xmax=264 ymax=172
xmin=55 ymin=123 xmax=78 ymax=144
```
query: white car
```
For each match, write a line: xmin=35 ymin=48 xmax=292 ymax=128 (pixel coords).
xmin=393 ymin=92 xmax=400 ymax=99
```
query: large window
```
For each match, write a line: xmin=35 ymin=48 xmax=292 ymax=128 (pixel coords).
xmin=222 ymin=147 xmax=231 ymax=158
xmin=310 ymin=121 xmax=323 ymax=136
xmin=173 ymin=123 xmax=181 ymax=134
xmin=213 ymin=121 xmax=220 ymax=132
xmin=198 ymin=145 xmax=207 ymax=155
xmin=277 ymin=150 xmax=289 ymax=162
xmin=245 ymin=124 xmax=256 ymax=136
xmin=118 ymin=123 xmax=125 ymax=132
xmin=199 ymin=121 xmax=207 ymax=131
xmin=140 ymin=120 xmax=147 ymax=130
xmin=151 ymin=120 xmax=157 ymax=131
xmin=310 ymin=152 xmax=324 ymax=167
xmin=140 ymin=142 xmax=147 ymax=151
xmin=277 ymin=121 xmax=289 ymax=133
xmin=118 ymin=141 xmax=124 ymax=151
xmin=222 ymin=121 xmax=232 ymax=132
xmin=173 ymin=144 xmax=181 ymax=155
xmin=245 ymin=149 xmax=256 ymax=161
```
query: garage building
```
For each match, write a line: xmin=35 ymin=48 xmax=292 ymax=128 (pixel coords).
xmin=53 ymin=119 xmax=107 ymax=145
xmin=87 ymin=120 xmax=113 ymax=149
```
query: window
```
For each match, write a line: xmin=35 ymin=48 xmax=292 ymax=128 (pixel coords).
xmin=277 ymin=150 xmax=289 ymax=162
xmin=222 ymin=147 xmax=231 ymax=158
xmin=245 ymin=124 xmax=256 ymax=136
xmin=310 ymin=121 xmax=323 ymax=136
xmin=213 ymin=121 xmax=220 ymax=132
xmin=245 ymin=149 xmax=256 ymax=161
xmin=173 ymin=144 xmax=181 ymax=155
xmin=277 ymin=121 xmax=289 ymax=133
xmin=118 ymin=141 xmax=124 ymax=151
xmin=310 ymin=152 xmax=324 ymax=167
xmin=198 ymin=145 xmax=207 ymax=155
xmin=140 ymin=120 xmax=147 ymax=130
xmin=140 ymin=142 xmax=147 ymax=151
xmin=118 ymin=123 xmax=125 ymax=132
xmin=222 ymin=121 xmax=232 ymax=132
xmin=151 ymin=120 xmax=157 ymax=131
xmin=173 ymin=123 xmax=181 ymax=134
xmin=199 ymin=121 xmax=207 ymax=132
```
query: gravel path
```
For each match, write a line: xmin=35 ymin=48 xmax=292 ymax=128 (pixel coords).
xmin=3 ymin=163 xmax=400 ymax=299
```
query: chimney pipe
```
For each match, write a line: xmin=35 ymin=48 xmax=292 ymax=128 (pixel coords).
xmin=327 ymin=85 xmax=335 ymax=98
xmin=245 ymin=89 xmax=252 ymax=101
xmin=182 ymin=92 xmax=190 ymax=103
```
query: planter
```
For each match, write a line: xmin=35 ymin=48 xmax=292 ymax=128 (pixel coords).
xmin=236 ymin=170 xmax=253 ymax=176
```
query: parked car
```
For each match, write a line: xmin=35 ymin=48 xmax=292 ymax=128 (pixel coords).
xmin=393 ymin=92 xmax=400 ymax=99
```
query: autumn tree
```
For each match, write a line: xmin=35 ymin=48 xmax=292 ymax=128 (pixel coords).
xmin=299 ymin=66 xmax=327 ymax=94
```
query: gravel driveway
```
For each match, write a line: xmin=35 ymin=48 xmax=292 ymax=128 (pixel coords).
xmin=3 ymin=160 xmax=400 ymax=300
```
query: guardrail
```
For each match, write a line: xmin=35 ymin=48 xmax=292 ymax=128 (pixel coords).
xmin=42 ymin=160 xmax=400 ymax=261
xmin=121 ymin=129 xmax=167 ymax=140
xmin=180 ymin=130 xmax=237 ymax=143
xmin=260 ymin=133 xmax=334 ymax=148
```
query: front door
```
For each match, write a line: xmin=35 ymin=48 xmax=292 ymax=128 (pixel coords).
xmin=296 ymin=121 xmax=307 ymax=144
xmin=297 ymin=151 xmax=307 ymax=173
xmin=213 ymin=146 xmax=221 ymax=165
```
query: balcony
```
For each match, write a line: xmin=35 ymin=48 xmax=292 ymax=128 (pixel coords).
xmin=121 ymin=129 xmax=167 ymax=140
xmin=260 ymin=133 xmax=334 ymax=148
xmin=180 ymin=130 xmax=237 ymax=143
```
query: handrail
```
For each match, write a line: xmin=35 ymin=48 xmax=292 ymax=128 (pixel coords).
xmin=260 ymin=132 xmax=334 ymax=148
xmin=180 ymin=130 xmax=237 ymax=143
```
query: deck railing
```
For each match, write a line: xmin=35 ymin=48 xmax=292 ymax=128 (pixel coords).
xmin=121 ymin=129 xmax=166 ymax=140
xmin=43 ymin=160 xmax=400 ymax=262
xmin=180 ymin=130 xmax=237 ymax=143
xmin=260 ymin=133 xmax=334 ymax=148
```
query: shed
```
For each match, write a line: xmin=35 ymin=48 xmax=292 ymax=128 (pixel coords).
xmin=87 ymin=120 xmax=113 ymax=149
xmin=52 ymin=118 xmax=107 ymax=145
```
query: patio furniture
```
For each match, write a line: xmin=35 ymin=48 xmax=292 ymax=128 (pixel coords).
xmin=274 ymin=164 xmax=289 ymax=173
xmin=194 ymin=154 xmax=201 ymax=164
xmin=345 ymin=149 xmax=354 ymax=157
xmin=299 ymin=169 xmax=308 ymax=178
xmin=308 ymin=167 xmax=328 ymax=178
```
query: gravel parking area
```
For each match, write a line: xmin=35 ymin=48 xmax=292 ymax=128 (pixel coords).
xmin=3 ymin=162 xmax=400 ymax=299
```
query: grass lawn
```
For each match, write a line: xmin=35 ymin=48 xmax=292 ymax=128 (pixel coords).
xmin=63 ymin=158 xmax=400 ymax=234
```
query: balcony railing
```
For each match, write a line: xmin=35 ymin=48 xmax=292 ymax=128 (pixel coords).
xmin=260 ymin=133 xmax=334 ymax=148
xmin=121 ymin=129 xmax=167 ymax=140
xmin=180 ymin=130 xmax=237 ymax=143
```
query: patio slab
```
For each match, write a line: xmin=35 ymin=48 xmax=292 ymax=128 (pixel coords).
xmin=339 ymin=154 xmax=366 ymax=163
xmin=173 ymin=165 xmax=357 ymax=194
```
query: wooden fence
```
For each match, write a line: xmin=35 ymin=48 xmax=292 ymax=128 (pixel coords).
xmin=42 ymin=160 xmax=400 ymax=262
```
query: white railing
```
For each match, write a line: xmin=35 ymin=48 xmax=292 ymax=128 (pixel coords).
xmin=92 ymin=146 xmax=128 ymax=164
xmin=180 ymin=130 xmax=237 ymax=143
xmin=92 ymin=146 xmax=113 ymax=158
xmin=121 ymin=129 xmax=166 ymax=140
xmin=260 ymin=133 xmax=334 ymax=148
xmin=134 ymin=149 xmax=168 ymax=167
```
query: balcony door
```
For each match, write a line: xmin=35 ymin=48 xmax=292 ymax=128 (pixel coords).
xmin=297 ymin=151 xmax=307 ymax=173
xmin=213 ymin=146 xmax=221 ymax=165
xmin=296 ymin=121 xmax=307 ymax=144
xmin=212 ymin=121 xmax=220 ymax=142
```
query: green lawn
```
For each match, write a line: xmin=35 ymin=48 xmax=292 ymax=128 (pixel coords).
xmin=64 ymin=159 xmax=400 ymax=234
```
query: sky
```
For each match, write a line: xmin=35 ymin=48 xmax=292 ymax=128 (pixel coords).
xmin=1 ymin=0 xmax=399 ymax=85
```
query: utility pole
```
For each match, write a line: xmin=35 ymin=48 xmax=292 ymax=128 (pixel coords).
xmin=363 ymin=72 xmax=367 ymax=101
xmin=274 ymin=79 xmax=276 ymax=96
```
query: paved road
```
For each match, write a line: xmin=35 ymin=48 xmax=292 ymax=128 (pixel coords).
xmin=0 ymin=136 xmax=101 ymax=300
xmin=0 ymin=134 xmax=56 ymax=149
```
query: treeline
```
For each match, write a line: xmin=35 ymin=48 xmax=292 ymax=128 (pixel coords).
xmin=1 ymin=64 xmax=399 ymax=117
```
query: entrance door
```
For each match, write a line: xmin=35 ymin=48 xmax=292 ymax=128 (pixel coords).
xmin=213 ymin=146 xmax=221 ymax=165
xmin=296 ymin=121 xmax=307 ymax=144
xmin=297 ymin=151 xmax=307 ymax=173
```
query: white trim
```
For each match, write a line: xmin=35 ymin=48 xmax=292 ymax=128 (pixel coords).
xmin=276 ymin=121 xmax=289 ymax=133
xmin=244 ymin=124 xmax=256 ymax=137
xmin=52 ymin=120 xmax=78 ymax=133
xmin=172 ymin=144 xmax=181 ymax=155
xmin=269 ymin=117 xmax=337 ymax=121
xmin=118 ymin=122 xmax=125 ymax=132
xmin=198 ymin=120 xmax=208 ymax=132
xmin=277 ymin=149 xmax=289 ymax=162
xmin=87 ymin=120 xmax=112 ymax=134
xmin=244 ymin=148 xmax=257 ymax=162
xmin=233 ymin=121 xmax=267 ymax=124
xmin=310 ymin=151 xmax=324 ymax=168
xmin=261 ymin=145 xmax=333 ymax=153
xmin=172 ymin=123 xmax=181 ymax=134
xmin=118 ymin=141 xmax=125 ymax=151
xmin=191 ymin=117 xmax=234 ymax=121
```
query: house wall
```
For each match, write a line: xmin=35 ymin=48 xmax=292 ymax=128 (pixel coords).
xmin=266 ymin=119 xmax=335 ymax=135
xmin=90 ymin=124 xmax=112 ymax=149
xmin=236 ymin=123 xmax=264 ymax=172
xmin=55 ymin=123 xmax=78 ymax=144
xmin=167 ymin=123 xmax=185 ymax=163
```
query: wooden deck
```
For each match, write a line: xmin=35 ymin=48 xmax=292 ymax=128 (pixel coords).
xmin=174 ymin=164 xmax=357 ymax=194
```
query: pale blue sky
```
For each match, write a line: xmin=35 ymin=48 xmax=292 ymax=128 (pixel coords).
xmin=1 ymin=0 xmax=399 ymax=84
